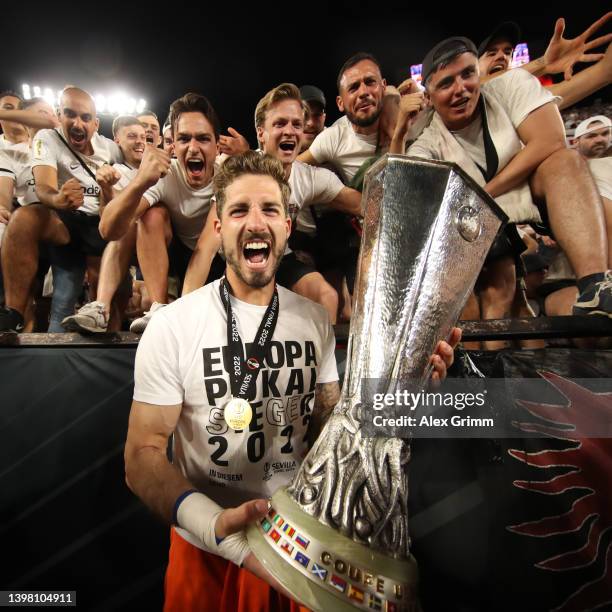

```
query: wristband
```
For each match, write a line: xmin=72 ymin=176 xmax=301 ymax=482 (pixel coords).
xmin=175 ymin=491 xmax=251 ymax=566
xmin=172 ymin=489 xmax=198 ymax=526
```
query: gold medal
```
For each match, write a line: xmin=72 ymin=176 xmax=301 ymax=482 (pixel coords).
xmin=224 ymin=397 xmax=253 ymax=430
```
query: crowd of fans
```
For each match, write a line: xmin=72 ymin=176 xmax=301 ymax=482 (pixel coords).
xmin=0 ymin=13 xmax=610 ymax=350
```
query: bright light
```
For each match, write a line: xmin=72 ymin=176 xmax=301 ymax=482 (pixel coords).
xmin=18 ymin=82 xmax=148 ymax=115
xmin=43 ymin=88 xmax=55 ymax=108
xmin=95 ymin=94 xmax=106 ymax=113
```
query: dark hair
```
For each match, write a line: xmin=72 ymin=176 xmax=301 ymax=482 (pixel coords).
xmin=168 ymin=92 xmax=220 ymax=140
xmin=0 ymin=90 xmax=23 ymax=104
xmin=112 ymin=115 xmax=142 ymax=138
xmin=336 ymin=52 xmax=382 ymax=91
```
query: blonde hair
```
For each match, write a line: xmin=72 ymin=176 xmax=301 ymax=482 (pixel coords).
xmin=254 ymin=83 xmax=309 ymax=145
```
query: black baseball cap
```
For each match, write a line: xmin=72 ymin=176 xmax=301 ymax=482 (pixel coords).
xmin=477 ymin=22 xmax=521 ymax=57
xmin=421 ymin=37 xmax=478 ymax=85
xmin=299 ymin=85 xmax=326 ymax=109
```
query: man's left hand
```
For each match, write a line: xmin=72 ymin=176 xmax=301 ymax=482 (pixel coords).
xmin=430 ymin=327 xmax=462 ymax=384
xmin=544 ymin=13 xmax=612 ymax=80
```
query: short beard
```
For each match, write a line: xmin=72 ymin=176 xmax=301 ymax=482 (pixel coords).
xmin=345 ymin=103 xmax=382 ymax=128
xmin=221 ymin=238 xmax=286 ymax=289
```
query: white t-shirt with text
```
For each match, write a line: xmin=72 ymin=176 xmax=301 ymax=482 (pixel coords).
xmin=31 ymin=128 xmax=121 ymax=215
xmin=133 ymin=280 xmax=339 ymax=550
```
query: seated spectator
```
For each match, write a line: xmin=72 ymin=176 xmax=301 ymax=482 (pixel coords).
xmin=0 ymin=91 xmax=28 ymax=148
xmin=403 ymin=37 xmax=612 ymax=319
xmin=0 ymin=87 xmax=120 ymax=333
xmin=99 ymin=93 xmax=226 ymax=333
xmin=61 ymin=115 xmax=148 ymax=333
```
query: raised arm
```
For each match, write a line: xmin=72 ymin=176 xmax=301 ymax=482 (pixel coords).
xmin=550 ymin=41 xmax=612 ymax=110
xmin=521 ymin=13 xmax=612 ymax=80
xmin=0 ymin=108 xmax=59 ymax=130
xmin=99 ymin=145 xmax=169 ymax=240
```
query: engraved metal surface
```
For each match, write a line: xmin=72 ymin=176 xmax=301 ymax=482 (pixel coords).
xmin=288 ymin=156 xmax=506 ymax=558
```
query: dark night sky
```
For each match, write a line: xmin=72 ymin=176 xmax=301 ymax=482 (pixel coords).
xmin=2 ymin=4 xmax=609 ymax=145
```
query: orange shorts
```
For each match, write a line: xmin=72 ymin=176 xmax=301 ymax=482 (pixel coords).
xmin=164 ymin=528 xmax=311 ymax=612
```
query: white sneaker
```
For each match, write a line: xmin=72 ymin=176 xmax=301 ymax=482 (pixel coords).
xmin=129 ymin=302 xmax=167 ymax=333
xmin=62 ymin=301 xmax=109 ymax=334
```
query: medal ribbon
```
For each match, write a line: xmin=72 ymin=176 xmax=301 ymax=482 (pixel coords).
xmin=219 ymin=277 xmax=279 ymax=400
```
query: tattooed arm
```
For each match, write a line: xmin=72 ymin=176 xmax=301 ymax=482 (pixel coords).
xmin=307 ymin=381 xmax=341 ymax=447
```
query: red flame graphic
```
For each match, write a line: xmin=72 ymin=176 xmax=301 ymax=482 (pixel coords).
xmin=507 ymin=372 xmax=612 ymax=612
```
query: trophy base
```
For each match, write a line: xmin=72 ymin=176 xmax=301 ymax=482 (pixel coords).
xmin=247 ymin=488 xmax=418 ymax=611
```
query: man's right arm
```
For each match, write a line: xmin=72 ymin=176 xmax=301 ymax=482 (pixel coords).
xmin=124 ymin=400 xmax=190 ymax=522
xmin=99 ymin=145 xmax=170 ymax=240
xmin=33 ymin=165 xmax=84 ymax=210
xmin=297 ymin=149 xmax=319 ymax=166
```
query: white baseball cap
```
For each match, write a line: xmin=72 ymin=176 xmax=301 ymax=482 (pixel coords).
xmin=574 ymin=115 xmax=611 ymax=139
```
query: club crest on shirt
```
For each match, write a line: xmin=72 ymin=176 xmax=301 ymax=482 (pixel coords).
xmin=33 ymin=139 xmax=47 ymax=160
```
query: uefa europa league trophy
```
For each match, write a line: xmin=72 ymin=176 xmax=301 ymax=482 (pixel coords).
xmin=247 ymin=155 xmax=507 ymax=611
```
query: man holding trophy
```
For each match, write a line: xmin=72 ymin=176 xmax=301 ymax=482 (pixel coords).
xmin=124 ymin=150 xmax=464 ymax=611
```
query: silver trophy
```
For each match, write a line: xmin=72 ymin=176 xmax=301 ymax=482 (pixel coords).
xmin=247 ymin=156 xmax=507 ymax=611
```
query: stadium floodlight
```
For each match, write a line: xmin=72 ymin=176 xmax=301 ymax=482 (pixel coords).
xmin=94 ymin=94 xmax=106 ymax=113
xmin=20 ymin=83 xmax=148 ymax=115
xmin=43 ymin=88 xmax=55 ymax=108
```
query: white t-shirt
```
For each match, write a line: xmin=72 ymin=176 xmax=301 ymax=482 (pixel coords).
xmin=31 ymin=128 xmax=121 ymax=215
xmin=0 ymin=142 xmax=38 ymax=206
xmin=142 ymin=159 xmax=212 ymax=250
xmin=133 ymin=280 xmax=339 ymax=550
xmin=588 ymin=157 xmax=612 ymax=200
xmin=113 ymin=162 xmax=138 ymax=191
xmin=288 ymin=160 xmax=344 ymax=225
xmin=308 ymin=115 xmax=377 ymax=184
xmin=0 ymin=134 xmax=21 ymax=150
xmin=408 ymin=69 xmax=557 ymax=222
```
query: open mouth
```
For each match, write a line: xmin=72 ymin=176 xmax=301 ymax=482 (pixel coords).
xmin=489 ymin=63 xmax=505 ymax=75
xmin=243 ymin=240 xmax=271 ymax=267
xmin=186 ymin=158 xmax=204 ymax=175
xmin=69 ymin=129 xmax=86 ymax=144
xmin=279 ymin=141 xmax=296 ymax=153
xmin=451 ymin=98 xmax=469 ymax=110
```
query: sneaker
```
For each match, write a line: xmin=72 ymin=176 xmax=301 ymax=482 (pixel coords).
xmin=61 ymin=301 xmax=109 ymax=333
xmin=0 ymin=306 xmax=24 ymax=333
xmin=573 ymin=271 xmax=612 ymax=318
xmin=129 ymin=302 xmax=167 ymax=334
